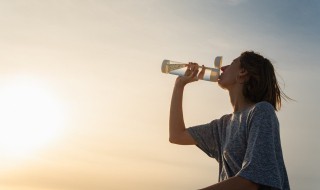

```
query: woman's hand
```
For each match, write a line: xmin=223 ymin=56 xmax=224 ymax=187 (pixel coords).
xmin=175 ymin=62 xmax=205 ymax=87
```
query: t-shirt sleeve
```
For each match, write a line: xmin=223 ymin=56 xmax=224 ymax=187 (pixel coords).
xmin=236 ymin=102 xmax=285 ymax=190
xmin=186 ymin=118 xmax=222 ymax=161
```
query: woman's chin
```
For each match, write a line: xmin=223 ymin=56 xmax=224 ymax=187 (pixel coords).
xmin=217 ymin=80 xmax=228 ymax=89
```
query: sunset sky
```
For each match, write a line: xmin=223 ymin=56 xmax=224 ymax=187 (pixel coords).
xmin=0 ymin=0 xmax=319 ymax=189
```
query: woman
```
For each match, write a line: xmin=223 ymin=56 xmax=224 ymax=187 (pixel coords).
xmin=169 ymin=51 xmax=290 ymax=190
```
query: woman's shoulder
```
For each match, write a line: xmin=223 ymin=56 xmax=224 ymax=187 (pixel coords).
xmin=247 ymin=102 xmax=280 ymax=130
xmin=252 ymin=101 xmax=275 ymax=112
xmin=247 ymin=101 xmax=278 ymax=122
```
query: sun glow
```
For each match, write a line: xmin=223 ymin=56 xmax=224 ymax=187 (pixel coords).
xmin=0 ymin=76 xmax=66 ymax=162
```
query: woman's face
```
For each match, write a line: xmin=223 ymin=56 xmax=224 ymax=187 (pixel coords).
xmin=218 ymin=57 xmax=242 ymax=89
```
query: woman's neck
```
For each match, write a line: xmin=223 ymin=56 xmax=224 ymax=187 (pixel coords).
xmin=228 ymin=85 xmax=254 ymax=113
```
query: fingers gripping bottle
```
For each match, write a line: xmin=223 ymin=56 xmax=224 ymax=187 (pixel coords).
xmin=161 ymin=56 xmax=223 ymax=82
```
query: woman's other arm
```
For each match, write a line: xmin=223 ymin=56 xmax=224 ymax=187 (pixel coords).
xmin=199 ymin=176 xmax=259 ymax=190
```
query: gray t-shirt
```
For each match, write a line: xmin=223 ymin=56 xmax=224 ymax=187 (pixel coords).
xmin=187 ymin=101 xmax=290 ymax=190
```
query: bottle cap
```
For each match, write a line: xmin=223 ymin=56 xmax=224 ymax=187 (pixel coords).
xmin=214 ymin=56 xmax=223 ymax=68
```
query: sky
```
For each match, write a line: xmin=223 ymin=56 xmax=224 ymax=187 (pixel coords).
xmin=0 ymin=0 xmax=319 ymax=189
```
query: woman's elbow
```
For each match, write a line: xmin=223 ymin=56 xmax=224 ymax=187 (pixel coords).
xmin=169 ymin=136 xmax=178 ymax=144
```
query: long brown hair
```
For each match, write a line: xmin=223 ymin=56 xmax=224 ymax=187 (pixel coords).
xmin=239 ymin=51 xmax=290 ymax=111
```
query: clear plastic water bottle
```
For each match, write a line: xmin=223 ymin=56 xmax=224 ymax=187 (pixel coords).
xmin=161 ymin=56 xmax=223 ymax=82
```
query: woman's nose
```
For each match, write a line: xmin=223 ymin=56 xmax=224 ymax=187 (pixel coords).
xmin=220 ymin=65 xmax=229 ymax=72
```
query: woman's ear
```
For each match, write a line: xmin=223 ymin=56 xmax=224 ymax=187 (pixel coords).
xmin=239 ymin=68 xmax=248 ymax=77
xmin=237 ymin=68 xmax=248 ymax=83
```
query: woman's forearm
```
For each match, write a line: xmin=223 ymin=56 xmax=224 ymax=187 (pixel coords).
xmin=169 ymin=83 xmax=186 ymax=142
